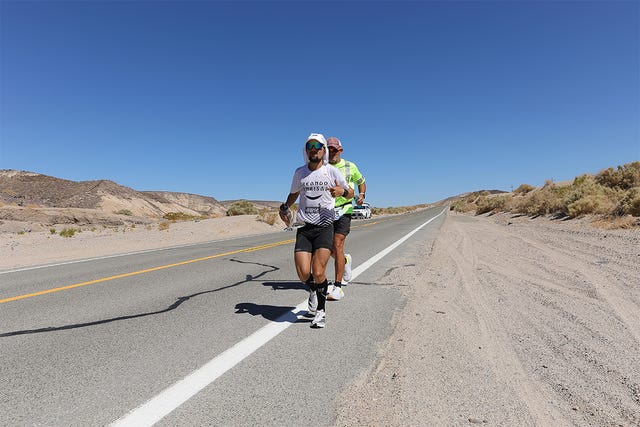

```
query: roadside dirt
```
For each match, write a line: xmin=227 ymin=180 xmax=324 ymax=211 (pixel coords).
xmin=335 ymin=212 xmax=640 ymax=426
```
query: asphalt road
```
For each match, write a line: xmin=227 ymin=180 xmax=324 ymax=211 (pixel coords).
xmin=0 ymin=206 xmax=446 ymax=426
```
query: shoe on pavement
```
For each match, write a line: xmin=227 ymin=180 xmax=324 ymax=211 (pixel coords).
xmin=343 ymin=253 xmax=353 ymax=282
xmin=326 ymin=285 xmax=344 ymax=301
xmin=307 ymin=290 xmax=318 ymax=316
xmin=310 ymin=310 xmax=326 ymax=328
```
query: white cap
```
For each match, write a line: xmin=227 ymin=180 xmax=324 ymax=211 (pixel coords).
xmin=303 ymin=133 xmax=329 ymax=165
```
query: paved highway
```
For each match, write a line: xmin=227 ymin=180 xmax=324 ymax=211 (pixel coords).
xmin=0 ymin=206 xmax=446 ymax=426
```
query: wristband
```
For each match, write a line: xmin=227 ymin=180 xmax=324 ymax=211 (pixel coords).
xmin=280 ymin=203 xmax=289 ymax=212
xmin=342 ymin=188 xmax=348 ymax=198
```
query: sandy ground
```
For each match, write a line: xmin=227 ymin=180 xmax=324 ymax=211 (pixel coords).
xmin=0 ymin=215 xmax=283 ymax=270
xmin=336 ymin=212 xmax=640 ymax=426
xmin=2 ymin=212 xmax=639 ymax=425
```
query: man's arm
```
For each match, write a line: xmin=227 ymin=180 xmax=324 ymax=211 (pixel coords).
xmin=328 ymin=168 xmax=352 ymax=199
xmin=284 ymin=192 xmax=299 ymax=208
xmin=279 ymin=192 xmax=299 ymax=224
xmin=356 ymin=183 xmax=367 ymax=205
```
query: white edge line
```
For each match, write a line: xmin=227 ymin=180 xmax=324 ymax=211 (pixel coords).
xmin=110 ymin=208 xmax=447 ymax=427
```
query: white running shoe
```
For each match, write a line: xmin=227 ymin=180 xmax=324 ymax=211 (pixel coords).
xmin=326 ymin=285 xmax=344 ymax=301
xmin=343 ymin=253 xmax=353 ymax=282
xmin=307 ymin=290 xmax=318 ymax=316
xmin=310 ymin=310 xmax=326 ymax=328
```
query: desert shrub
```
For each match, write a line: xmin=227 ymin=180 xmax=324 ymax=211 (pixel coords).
xmin=567 ymin=194 xmax=616 ymax=217
xmin=514 ymin=185 xmax=566 ymax=216
xmin=50 ymin=228 xmax=57 ymax=234
xmin=158 ymin=221 xmax=170 ymax=231
xmin=612 ymin=189 xmax=640 ymax=217
xmin=59 ymin=228 xmax=77 ymax=238
xmin=115 ymin=209 xmax=133 ymax=216
xmin=475 ymin=194 xmax=512 ymax=215
xmin=513 ymin=184 xmax=535 ymax=195
xmin=163 ymin=212 xmax=200 ymax=221
xmin=256 ymin=209 xmax=278 ymax=225
xmin=630 ymin=194 xmax=640 ymax=217
xmin=596 ymin=161 xmax=640 ymax=190
xmin=226 ymin=200 xmax=258 ymax=216
xmin=450 ymin=199 xmax=476 ymax=213
xmin=562 ymin=175 xmax=623 ymax=217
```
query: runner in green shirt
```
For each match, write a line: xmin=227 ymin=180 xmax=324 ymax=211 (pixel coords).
xmin=325 ymin=136 xmax=367 ymax=301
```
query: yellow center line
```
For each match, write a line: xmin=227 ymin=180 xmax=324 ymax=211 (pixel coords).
xmin=0 ymin=238 xmax=295 ymax=304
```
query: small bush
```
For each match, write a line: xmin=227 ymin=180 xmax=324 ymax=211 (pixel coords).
xmin=613 ymin=189 xmax=640 ymax=216
xmin=115 ymin=209 xmax=133 ymax=216
xmin=475 ymin=194 xmax=511 ymax=215
xmin=163 ymin=212 xmax=200 ymax=221
xmin=567 ymin=194 xmax=616 ymax=217
xmin=596 ymin=161 xmax=640 ymax=190
xmin=256 ymin=209 xmax=278 ymax=225
xmin=60 ymin=228 xmax=77 ymax=238
xmin=226 ymin=200 xmax=258 ymax=216
xmin=50 ymin=228 xmax=57 ymax=234
xmin=514 ymin=186 xmax=565 ymax=216
xmin=513 ymin=184 xmax=536 ymax=195
xmin=158 ymin=221 xmax=170 ymax=231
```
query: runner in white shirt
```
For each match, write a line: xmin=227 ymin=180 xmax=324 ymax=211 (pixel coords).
xmin=279 ymin=133 xmax=351 ymax=328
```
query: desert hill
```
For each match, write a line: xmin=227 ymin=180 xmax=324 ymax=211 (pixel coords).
xmin=0 ymin=170 xmax=229 ymax=230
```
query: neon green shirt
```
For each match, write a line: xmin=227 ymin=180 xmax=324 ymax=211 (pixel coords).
xmin=331 ymin=158 xmax=365 ymax=215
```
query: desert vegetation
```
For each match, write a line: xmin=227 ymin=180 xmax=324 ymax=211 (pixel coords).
xmin=162 ymin=212 xmax=205 ymax=221
xmin=226 ymin=200 xmax=258 ymax=216
xmin=371 ymin=204 xmax=431 ymax=215
xmin=450 ymin=162 xmax=640 ymax=227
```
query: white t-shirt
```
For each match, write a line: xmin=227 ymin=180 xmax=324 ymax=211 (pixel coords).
xmin=290 ymin=164 xmax=348 ymax=226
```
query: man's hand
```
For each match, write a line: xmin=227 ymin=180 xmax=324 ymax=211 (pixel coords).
xmin=356 ymin=194 xmax=365 ymax=205
xmin=279 ymin=203 xmax=292 ymax=226
xmin=328 ymin=180 xmax=347 ymax=198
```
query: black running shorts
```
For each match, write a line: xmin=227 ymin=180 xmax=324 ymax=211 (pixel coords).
xmin=333 ymin=214 xmax=352 ymax=236
xmin=294 ymin=223 xmax=334 ymax=253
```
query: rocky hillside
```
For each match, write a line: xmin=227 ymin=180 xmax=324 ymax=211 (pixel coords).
xmin=0 ymin=170 xmax=228 ymax=227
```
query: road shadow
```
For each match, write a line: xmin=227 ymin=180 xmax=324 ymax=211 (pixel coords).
xmin=263 ymin=280 xmax=307 ymax=291
xmin=234 ymin=302 xmax=307 ymax=323
xmin=0 ymin=258 xmax=279 ymax=338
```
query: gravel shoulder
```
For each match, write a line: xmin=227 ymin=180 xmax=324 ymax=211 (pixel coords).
xmin=335 ymin=212 xmax=640 ymax=426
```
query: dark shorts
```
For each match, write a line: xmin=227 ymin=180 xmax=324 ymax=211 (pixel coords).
xmin=333 ymin=214 xmax=352 ymax=236
xmin=295 ymin=223 xmax=334 ymax=253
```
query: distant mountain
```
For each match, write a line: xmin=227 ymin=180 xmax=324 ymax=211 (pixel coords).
xmin=0 ymin=170 xmax=228 ymax=219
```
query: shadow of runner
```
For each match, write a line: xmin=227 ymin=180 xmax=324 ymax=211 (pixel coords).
xmin=0 ymin=258 xmax=279 ymax=338
xmin=234 ymin=302 xmax=305 ymax=323
xmin=263 ymin=281 xmax=307 ymax=291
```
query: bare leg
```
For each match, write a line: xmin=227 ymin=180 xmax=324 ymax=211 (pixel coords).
xmin=294 ymin=251 xmax=312 ymax=282
xmin=311 ymin=248 xmax=331 ymax=283
xmin=332 ymin=232 xmax=347 ymax=283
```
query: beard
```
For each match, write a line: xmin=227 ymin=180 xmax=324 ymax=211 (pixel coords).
xmin=308 ymin=153 xmax=322 ymax=164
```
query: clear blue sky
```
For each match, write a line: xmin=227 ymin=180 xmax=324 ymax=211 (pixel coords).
xmin=1 ymin=1 xmax=638 ymax=207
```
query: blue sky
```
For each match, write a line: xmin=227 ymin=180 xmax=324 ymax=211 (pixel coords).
xmin=1 ymin=1 xmax=638 ymax=207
